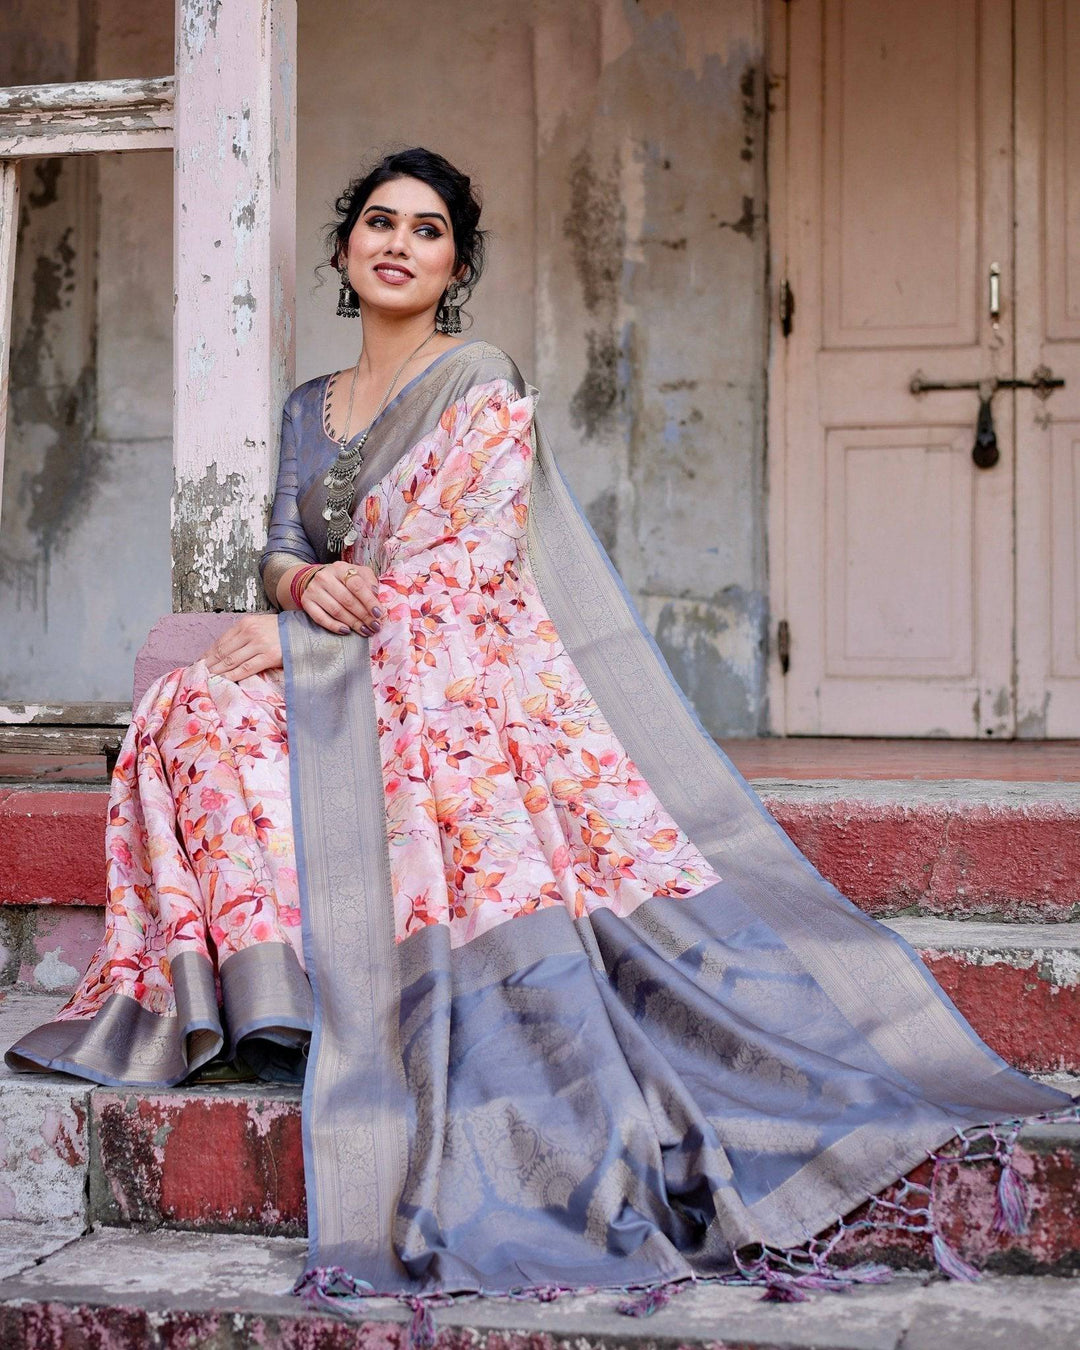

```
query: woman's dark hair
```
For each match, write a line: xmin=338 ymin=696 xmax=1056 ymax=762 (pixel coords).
xmin=322 ymin=147 xmax=487 ymax=311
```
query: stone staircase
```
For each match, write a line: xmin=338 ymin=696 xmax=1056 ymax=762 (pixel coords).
xmin=0 ymin=745 xmax=1078 ymax=1347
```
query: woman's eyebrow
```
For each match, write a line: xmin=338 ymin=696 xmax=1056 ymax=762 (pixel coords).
xmin=363 ymin=204 xmax=448 ymax=226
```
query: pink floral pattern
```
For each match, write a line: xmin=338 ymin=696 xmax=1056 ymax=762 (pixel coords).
xmin=346 ymin=378 xmax=721 ymax=947
xmin=59 ymin=375 xmax=721 ymax=1020
xmin=56 ymin=665 xmax=300 ymax=1021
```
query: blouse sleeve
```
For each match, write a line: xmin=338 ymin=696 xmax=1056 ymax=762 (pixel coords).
xmin=260 ymin=393 xmax=319 ymax=607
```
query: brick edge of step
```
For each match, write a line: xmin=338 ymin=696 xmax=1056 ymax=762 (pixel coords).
xmin=5 ymin=780 xmax=1080 ymax=920
xmin=0 ymin=788 xmax=108 ymax=907
xmin=760 ymin=779 xmax=1080 ymax=920
xmin=883 ymin=917 xmax=1080 ymax=1073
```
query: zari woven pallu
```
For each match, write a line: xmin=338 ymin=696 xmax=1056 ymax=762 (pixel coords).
xmin=7 ymin=342 xmax=1078 ymax=1327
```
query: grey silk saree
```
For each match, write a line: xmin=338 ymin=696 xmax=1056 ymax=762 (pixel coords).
xmin=6 ymin=339 xmax=1077 ymax=1319
xmin=267 ymin=342 xmax=1078 ymax=1310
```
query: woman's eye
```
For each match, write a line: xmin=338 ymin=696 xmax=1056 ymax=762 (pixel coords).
xmin=366 ymin=216 xmax=440 ymax=239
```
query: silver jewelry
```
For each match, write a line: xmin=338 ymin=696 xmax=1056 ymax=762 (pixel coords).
xmin=336 ymin=261 xmax=360 ymax=318
xmin=323 ymin=329 xmax=439 ymax=551
xmin=435 ymin=280 xmax=463 ymax=335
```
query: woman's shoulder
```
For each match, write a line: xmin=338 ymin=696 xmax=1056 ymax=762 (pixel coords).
xmin=281 ymin=372 xmax=327 ymax=420
xmin=448 ymin=339 xmax=528 ymax=397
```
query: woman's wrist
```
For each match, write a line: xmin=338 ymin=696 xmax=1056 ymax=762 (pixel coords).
xmin=277 ymin=562 xmax=322 ymax=611
xmin=289 ymin=563 xmax=323 ymax=610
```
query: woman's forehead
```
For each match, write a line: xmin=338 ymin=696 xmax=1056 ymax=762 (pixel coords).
xmin=359 ymin=176 xmax=449 ymax=218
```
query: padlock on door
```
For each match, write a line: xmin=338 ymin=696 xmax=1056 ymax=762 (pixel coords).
xmin=972 ymin=392 xmax=999 ymax=469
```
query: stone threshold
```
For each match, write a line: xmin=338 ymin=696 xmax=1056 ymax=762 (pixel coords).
xmin=1 ymin=1225 xmax=1080 ymax=1350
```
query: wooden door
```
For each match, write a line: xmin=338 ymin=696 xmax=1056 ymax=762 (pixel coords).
xmin=771 ymin=0 xmax=1017 ymax=735
xmin=1015 ymin=0 xmax=1080 ymax=736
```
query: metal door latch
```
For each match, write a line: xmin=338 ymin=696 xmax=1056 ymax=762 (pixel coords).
xmin=909 ymin=366 xmax=1065 ymax=468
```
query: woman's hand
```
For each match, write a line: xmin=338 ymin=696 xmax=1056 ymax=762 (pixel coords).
xmin=299 ymin=561 xmax=383 ymax=637
xmin=203 ymin=614 xmax=283 ymax=682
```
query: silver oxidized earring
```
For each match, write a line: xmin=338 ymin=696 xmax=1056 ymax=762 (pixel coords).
xmin=435 ymin=280 xmax=463 ymax=335
xmin=336 ymin=261 xmax=360 ymax=318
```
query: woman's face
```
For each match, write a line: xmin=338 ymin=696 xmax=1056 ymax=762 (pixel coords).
xmin=341 ymin=175 xmax=460 ymax=321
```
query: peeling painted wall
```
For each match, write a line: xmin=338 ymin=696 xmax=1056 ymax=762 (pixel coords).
xmin=533 ymin=0 xmax=770 ymax=735
xmin=299 ymin=0 xmax=770 ymax=734
xmin=2 ymin=0 xmax=770 ymax=733
xmin=0 ymin=0 xmax=173 ymax=702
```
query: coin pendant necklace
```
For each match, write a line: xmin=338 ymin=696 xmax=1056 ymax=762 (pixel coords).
xmin=323 ymin=327 xmax=438 ymax=553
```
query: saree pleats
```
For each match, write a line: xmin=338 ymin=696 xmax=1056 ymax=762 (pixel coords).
xmin=5 ymin=662 xmax=313 ymax=1087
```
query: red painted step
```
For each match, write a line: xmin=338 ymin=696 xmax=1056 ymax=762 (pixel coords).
xmin=0 ymin=789 xmax=107 ymax=907
xmin=4 ymin=781 xmax=1079 ymax=921
xmin=760 ymin=781 xmax=1080 ymax=922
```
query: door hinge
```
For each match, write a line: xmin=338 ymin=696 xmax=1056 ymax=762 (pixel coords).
xmin=777 ymin=619 xmax=791 ymax=674
xmin=779 ymin=278 xmax=795 ymax=336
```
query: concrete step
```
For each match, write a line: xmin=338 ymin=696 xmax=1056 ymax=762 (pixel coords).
xmin=1 ymin=989 xmax=1078 ymax=1274
xmin=1 ymin=1226 xmax=1079 ymax=1350
xmin=0 ymin=990 xmax=303 ymax=1236
xmin=4 ymin=781 xmax=1078 ymax=975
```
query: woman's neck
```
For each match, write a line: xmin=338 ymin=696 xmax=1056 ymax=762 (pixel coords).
xmin=355 ymin=308 xmax=441 ymax=383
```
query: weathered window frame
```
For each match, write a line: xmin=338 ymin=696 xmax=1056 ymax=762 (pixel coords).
xmin=0 ymin=0 xmax=297 ymax=745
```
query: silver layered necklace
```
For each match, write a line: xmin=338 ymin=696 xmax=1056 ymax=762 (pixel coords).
xmin=323 ymin=328 xmax=438 ymax=552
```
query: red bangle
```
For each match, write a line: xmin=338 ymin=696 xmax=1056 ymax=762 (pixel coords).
xmin=289 ymin=563 xmax=321 ymax=610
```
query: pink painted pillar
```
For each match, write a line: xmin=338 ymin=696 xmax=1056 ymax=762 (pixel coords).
xmin=172 ymin=0 xmax=297 ymax=612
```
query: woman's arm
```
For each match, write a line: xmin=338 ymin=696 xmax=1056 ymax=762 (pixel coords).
xmin=259 ymin=393 xmax=386 ymax=634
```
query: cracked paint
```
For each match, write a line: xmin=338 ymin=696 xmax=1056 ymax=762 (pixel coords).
xmin=180 ymin=0 xmax=223 ymax=62
xmin=91 ymin=1091 xmax=304 ymax=1235
xmin=172 ymin=465 xmax=264 ymax=612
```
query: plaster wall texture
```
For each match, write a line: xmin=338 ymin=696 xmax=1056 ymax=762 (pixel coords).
xmin=1 ymin=0 xmax=769 ymax=734
xmin=0 ymin=0 xmax=173 ymax=702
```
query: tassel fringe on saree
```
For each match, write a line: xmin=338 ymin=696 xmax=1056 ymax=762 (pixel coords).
xmin=7 ymin=341 xmax=1078 ymax=1327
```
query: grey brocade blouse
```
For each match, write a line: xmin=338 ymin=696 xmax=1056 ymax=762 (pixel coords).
xmin=258 ymin=340 xmax=527 ymax=606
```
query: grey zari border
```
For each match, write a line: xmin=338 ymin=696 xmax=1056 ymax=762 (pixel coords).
xmin=4 ymin=943 xmax=313 ymax=1088
xmin=522 ymin=411 xmax=1076 ymax=1243
xmin=279 ymin=609 xmax=410 ymax=1286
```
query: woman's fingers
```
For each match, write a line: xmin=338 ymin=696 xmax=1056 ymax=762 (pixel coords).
xmin=219 ymin=652 xmax=279 ymax=681
xmin=340 ymin=569 xmax=382 ymax=618
xmin=207 ymin=641 xmax=259 ymax=675
xmin=329 ymin=578 xmax=379 ymax=628
xmin=305 ymin=577 xmax=366 ymax=630
xmin=304 ymin=596 xmax=384 ymax=639
xmin=324 ymin=564 xmax=383 ymax=625
xmin=203 ymin=629 xmax=253 ymax=669
xmin=203 ymin=614 xmax=283 ymax=678
xmin=303 ymin=598 xmax=358 ymax=637
xmin=309 ymin=588 xmax=368 ymax=634
xmin=307 ymin=576 xmax=381 ymax=633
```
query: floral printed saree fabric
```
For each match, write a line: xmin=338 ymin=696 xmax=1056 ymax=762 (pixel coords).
xmin=7 ymin=341 xmax=1077 ymax=1306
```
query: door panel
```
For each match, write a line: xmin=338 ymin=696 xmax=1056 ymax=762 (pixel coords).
xmin=1014 ymin=0 xmax=1080 ymax=735
xmin=780 ymin=0 xmax=1014 ymax=735
xmin=821 ymin=1 xmax=979 ymax=349
xmin=824 ymin=428 xmax=974 ymax=677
